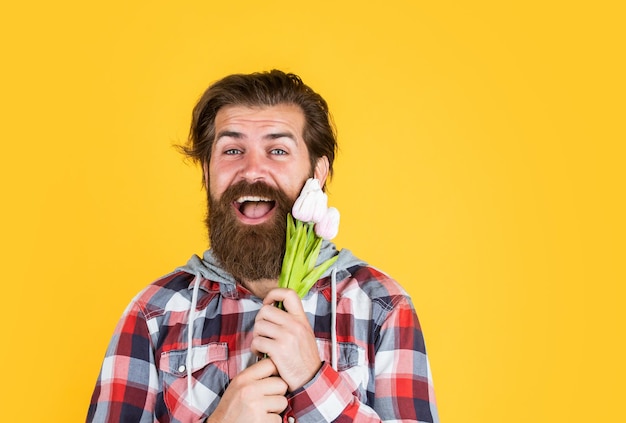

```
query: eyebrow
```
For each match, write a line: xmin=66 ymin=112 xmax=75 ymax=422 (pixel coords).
xmin=215 ymin=130 xmax=297 ymax=143
xmin=215 ymin=130 xmax=243 ymax=140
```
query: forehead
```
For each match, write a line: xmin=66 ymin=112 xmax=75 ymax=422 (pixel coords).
xmin=214 ymin=103 xmax=306 ymax=135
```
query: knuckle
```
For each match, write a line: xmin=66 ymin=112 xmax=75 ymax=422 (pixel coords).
xmin=255 ymin=306 xmax=268 ymax=320
xmin=238 ymin=383 xmax=257 ymax=399
xmin=279 ymin=380 xmax=289 ymax=393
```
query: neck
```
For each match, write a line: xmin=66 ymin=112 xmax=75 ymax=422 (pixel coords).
xmin=239 ymin=278 xmax=278 ymax=299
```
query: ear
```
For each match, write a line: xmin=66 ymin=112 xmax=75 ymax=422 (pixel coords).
xmin=313 ymin=156 xmax=330 ymax=189
xmin=202 ymin=161 xmax=209 ymax=190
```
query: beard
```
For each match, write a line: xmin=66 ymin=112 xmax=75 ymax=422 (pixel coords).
xmin=207 ymin=180 xmax=295 ymax=282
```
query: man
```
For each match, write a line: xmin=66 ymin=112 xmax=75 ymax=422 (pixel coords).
xmin=88 ymin=70 xmax=439 ymax=423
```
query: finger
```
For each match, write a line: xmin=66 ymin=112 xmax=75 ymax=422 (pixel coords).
xmin=253 ymin=307 xmax=300 ymax=351
xmin=240 ymin=356 xmax=279 ymax=380
xmin=251 ymin=317 xmax=286 ymax=357
xmin=250 ymin=331 xmax=274 ymax=357
xmin=257 ymin=375 xmax=289 ymax=396
xmin=262 ymin=288 xmax=290 ymax=305
xmin=262 ymin=288 xmax=305 ymax=316
xmin=253 ymin=317 xmax=280 ymax=340
xmin=263 ymin=395 xmax=288 ymax=414
xmin=254 ymin=305 xmax=289 ymax=331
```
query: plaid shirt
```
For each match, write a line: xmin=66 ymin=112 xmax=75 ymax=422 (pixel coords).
xmin=88 ymin=258 xmax=439 ymax=423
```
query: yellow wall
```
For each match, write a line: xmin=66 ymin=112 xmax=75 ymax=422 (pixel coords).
xmin=1 ymin=1 xmax=623 ymax=421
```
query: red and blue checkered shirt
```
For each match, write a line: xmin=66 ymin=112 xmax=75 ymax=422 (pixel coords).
xmin=88 ymin=249 xmax=439 ymax=422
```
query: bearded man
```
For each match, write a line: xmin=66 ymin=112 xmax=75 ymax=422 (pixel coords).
xmin=87 ymin=70 xmax=439 ymax=423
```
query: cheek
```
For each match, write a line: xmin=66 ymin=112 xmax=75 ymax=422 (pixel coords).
xmin=208 ymin=170 xmax=229 ymax=200
xmin=279 ymin=173 xmax=308 ymax=200
xmin=209 ymin=160 xmax=235 ymax=190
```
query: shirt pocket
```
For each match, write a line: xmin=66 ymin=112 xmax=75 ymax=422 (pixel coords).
xmin=316 ymin=338 xmax=369 ymax=401
xmin=159 ymin=343 xmax=229 ymax=421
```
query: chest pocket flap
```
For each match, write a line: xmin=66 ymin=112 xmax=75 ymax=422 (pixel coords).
xmin=160 ymin=343 xmax=228 ymax=376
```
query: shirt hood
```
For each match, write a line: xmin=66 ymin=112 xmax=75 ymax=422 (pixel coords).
xmin=177 ymin=240 xmax=366 ymax=293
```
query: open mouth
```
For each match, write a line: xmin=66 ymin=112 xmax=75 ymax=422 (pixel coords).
xmin=234 ymin=196 xmax=277 ymax=222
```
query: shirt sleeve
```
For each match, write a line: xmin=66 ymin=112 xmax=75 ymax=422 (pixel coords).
xmin=87 ymin=300 xmax=159 ymax=422
xmin=286 ymin=295 xmax=439 ymax=423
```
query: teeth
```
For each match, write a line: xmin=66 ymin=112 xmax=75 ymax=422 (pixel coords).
xmin=236 ymin=196 xmax=272 ymax=203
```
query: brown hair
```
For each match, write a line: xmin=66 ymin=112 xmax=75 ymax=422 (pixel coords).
xmin=182 ymin=69 xmax=337 ymax=185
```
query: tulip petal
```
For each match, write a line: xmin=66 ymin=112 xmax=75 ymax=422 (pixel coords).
xmin=315 ymin=207 xmax=340 ymax=240
xmin=292 ymin=178 xmax=327 ymax=223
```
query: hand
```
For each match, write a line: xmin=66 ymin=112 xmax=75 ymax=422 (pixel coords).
xmin=251 ymin=288 xmax=322 ymax=391
xmin=206 ymin=358 xmax=288 ymax=423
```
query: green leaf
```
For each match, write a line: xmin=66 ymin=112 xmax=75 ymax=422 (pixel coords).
xmin=279 ymin=213 xmax=339 ymax=299
xmin=304 ymin=236 xmax=322 ymax=274
xmin=296 ymin=255 xmax=339 ymax=298
xmin=284 ymin=222 xmax=308 ymax=289
xmin=279 ymin=216 xmax=299 ymax=289
xmin=286 ymin=214 xmax=295 ymax=241
xmin=303 ymin=223 xmax=316 ymax=257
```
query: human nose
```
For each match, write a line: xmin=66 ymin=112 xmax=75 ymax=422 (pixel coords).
xmin=240 ymin=150 xmax=267 ymax=182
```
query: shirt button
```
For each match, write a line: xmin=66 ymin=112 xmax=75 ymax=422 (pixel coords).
xmin=178 ymin=365 xmax=186 ymax=373
xmin=288 ymin=417 xmax=295 ymax=423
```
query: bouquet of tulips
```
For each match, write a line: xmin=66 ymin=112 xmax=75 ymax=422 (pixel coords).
xmin=278 ymin=178 xmax=340 ymax=297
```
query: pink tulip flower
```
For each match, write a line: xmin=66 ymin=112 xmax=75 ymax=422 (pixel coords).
xmin=291 ymin=178 xmax=327 ymax=223
xmin=314 ymin=207 xmax=340 ymax=240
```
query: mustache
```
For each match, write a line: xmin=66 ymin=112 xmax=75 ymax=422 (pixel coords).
xmin=214 ymin=180 xmax=292 ymax=210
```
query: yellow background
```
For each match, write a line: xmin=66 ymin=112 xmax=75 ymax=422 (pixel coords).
xmin=1 ymin=1 xmax=623 ymax=421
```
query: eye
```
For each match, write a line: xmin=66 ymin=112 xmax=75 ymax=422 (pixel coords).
xmin=270 ymin=148 xmax=288 ymax=155
xmin=224 ymin=148 xmax=242 ymax=155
